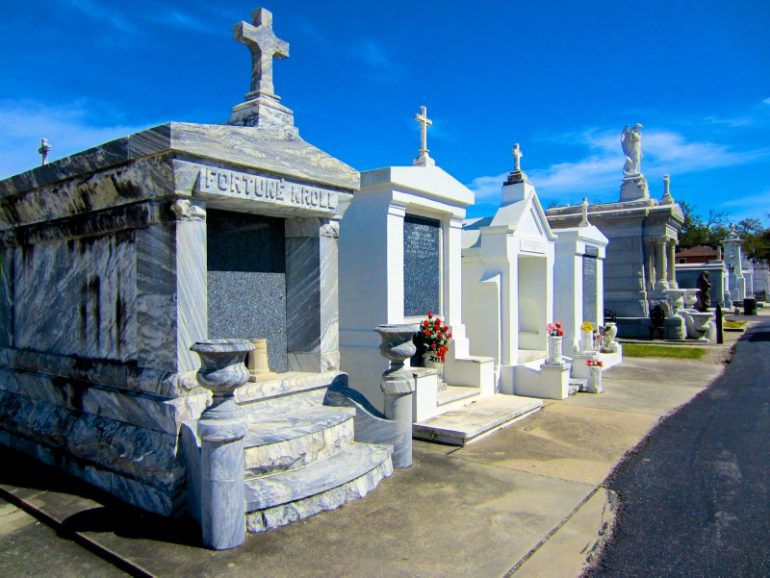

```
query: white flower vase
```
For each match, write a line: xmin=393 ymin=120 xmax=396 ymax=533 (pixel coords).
xmin=601 ymin=322 xmax=618 ymax=353
xmin=546 ymin=335 xmax=563 ymax=365
xmin=580 ymin=330 xmax=594 ymax=354
xmin=423 ymin=353 xmax=446 ymax=391
xmin=587 ymin=366 xmax=604 ymax=393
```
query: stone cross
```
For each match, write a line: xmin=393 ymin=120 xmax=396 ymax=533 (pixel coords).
xmin=234 ymin=8 xmax=289 ymax=99
xmin=579 ymin=197 xmax=589 ymax=227
xmin=413 ymin=106 xmax=435 ymax=166
xmin=661 ymin=174 xmax=674 ymax=204
xmin=513 ymin=143 xmax=523 ymax=172
xmin=38 ymin=138 xmax=51 ymax=166
xmin=416 ymin=106 xmax=432 ymax=155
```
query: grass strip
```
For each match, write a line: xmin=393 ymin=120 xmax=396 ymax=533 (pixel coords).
xmin=623 ymin=343 xmax=707 ymax=359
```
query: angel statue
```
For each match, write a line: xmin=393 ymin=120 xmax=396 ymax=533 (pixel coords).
xmin=621 ymin=123 xmax=643 ymax=177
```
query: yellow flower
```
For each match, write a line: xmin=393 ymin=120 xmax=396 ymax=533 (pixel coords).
xmin=581 ymin=321 xmax=594 ymax=332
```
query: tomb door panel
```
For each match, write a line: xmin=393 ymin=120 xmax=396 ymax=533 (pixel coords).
xmin=403 ymin=215 xmax=441 ymax=318
xmin=206 ymin=209 xmax=288 ymax=372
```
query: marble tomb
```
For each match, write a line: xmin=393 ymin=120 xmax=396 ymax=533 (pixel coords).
xmin=0 ymin=8 xmax=395 ymax=548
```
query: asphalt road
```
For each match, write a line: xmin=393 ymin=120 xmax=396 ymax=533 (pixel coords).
xmin=592 ymin=318 xmax=770 ymax=577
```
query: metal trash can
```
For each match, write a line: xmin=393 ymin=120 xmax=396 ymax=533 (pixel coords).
xmin=744 ymin=298 xmax=757 ymax=316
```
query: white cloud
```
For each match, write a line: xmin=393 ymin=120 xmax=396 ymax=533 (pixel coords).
xmin=468 ymin=126 xmax=770 ymax=206
xmin=351 ymin=38 xmax=404 ymax=81
xmin=0 ymin=100 xmax=156 ymax=179
xmin=62 ymin=0 xmax=223 ymax=34
xmin=763 ymin=97 xmax=770 ymax=106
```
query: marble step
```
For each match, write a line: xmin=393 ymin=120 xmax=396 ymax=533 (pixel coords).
xmin=244 ymin=442 xmax=393 ymax=514
xmin=243 ymin=406 xmax=356 ymax=475
xmin=569 ymin=378 xmax=588 ymax=395
xmin=413 ymin=394 xmax=543 ymax=446
xmin=236 ymin=371 xmax=345 ymax=413
xmin=437 ymin=385 xmax=480 ymax=407
xmin=246 ymin=443 xmax=393 ymax=534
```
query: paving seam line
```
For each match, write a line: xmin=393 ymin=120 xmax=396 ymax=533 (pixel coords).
xmin=0 ymin=484 xmax=155 ymax=578
xmin=502 ymin=485 xmax=603 ymax=577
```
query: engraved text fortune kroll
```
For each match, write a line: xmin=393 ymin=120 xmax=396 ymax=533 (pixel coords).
xmin=198 ymin=167 xmax=339 ymax=211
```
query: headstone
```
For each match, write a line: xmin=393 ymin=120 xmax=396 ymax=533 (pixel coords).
xmin=403 ymin=215 xmax=440 ymax=317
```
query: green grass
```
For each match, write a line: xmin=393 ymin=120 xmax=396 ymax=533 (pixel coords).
xmin=723 ymin=320 xmax=747 ymax=329
xmin=623 ymin=343 xmax=708 ymax=360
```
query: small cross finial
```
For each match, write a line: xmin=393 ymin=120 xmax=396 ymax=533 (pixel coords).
xmin=38 ymin=138 xmax=51 ymax=166
xmin=413 ymin=105 xmax=435 ymax=166
xmin=661 ymin=174 xmax=674 ymax=204
xmin=513 ymin=143 xmax=523 ymax=172
xmin=504 ymin=142 xmax=529 ymax=185
xmin=234 ymin=7 xmax=289 ymax=101
xmin=580 ymin=197 xmax=590 ymax=227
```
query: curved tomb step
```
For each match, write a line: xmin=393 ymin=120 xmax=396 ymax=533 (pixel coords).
xmin=244 ymin=443 xmax=393 ymax=517
xmin=243 ymin=406 xmax=355 ymax=475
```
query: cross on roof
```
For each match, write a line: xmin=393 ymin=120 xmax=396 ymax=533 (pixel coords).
xmin=234 ymin=8 xmax=289 ymax=100
xmin=512 ymin=143 xmax=523 ymax=172
xmin=416 ymin=105 xmax=432 ymax=155
xmin=38 ymin=138 xmax=51 ymax=166
xmin=413 ymin=105 xmax=435 ymax=166
xmin=580 ymin=197 xmax=589 ymax=226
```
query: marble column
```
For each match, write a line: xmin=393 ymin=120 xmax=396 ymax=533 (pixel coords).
xmin=667 ymin=239 xmax=678 ymax=288
xmin=285 ymin=218 xmax=341 ymax=373
xmin=645 ymin=239 xmax=656 ymax=292
xmin=655 ymin=239 xmax=669 ymax=291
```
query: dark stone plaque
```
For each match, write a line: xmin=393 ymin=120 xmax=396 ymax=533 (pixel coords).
xmin=207 ymin=210 xmax=288 ymax=371
xmin=582 ymin=254 xmax=598 ymax=325
xmin=403 ymin=215 xmax=440 ymax=317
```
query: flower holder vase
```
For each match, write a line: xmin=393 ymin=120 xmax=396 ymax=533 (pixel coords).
xmin=546 ymin=335 xmax=564 ymax=365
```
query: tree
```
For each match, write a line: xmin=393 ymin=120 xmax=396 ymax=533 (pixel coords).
xmin=678 ymin=201 xmax=709 ymax=248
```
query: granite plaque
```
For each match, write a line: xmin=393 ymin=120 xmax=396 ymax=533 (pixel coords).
xmin=207 ymin=210 xmax=288 ymax=371
xmin=582 ymin=254 xmax=598 ymax=325
xmin=403 ymin=215 xmax=440 ymax=317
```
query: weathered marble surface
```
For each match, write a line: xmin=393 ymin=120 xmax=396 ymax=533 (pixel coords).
xmin=245 ymin=442 xmax=391 ymax=510
xmin=0 ymin=390 xmax=185 ymax=497
xmin=14 ymin=230 xmax=137 ymax=360
xmin=243 ymin=406 xmax=354 ymax=475
xmin=0 ymin=428 xmax=182 ymax=516
xmin=0 ymin=123 xmax=358 ymax=202
xmin=0 ymin=366 xmax=208 ymax=434
xmin=246 ymin=454 xmax=392 ymax=533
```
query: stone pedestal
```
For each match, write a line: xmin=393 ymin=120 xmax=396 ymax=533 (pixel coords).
xmin=377 ymin=324 xmax=419 ymax=468
xmin=546 ymin=336 xmax=564 ymax=365
xmin=247 ymin=338 xmax=276 ymax=381
xmin=587 ymin=366 xmax=604 ymax=393
xmin=619 ymin=175 xmax=649 ymax=201
xmin=192 ymin=339 xmax=255 ymax=550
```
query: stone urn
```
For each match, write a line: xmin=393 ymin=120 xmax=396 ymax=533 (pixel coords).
xmin=682 ymin=288 xmax=700 ymax=310
xmin=377 ymin=324 xmax=420 ymax=388
xmin=546 ymin=335 xmax=564 ymax=365
xmin=190 ymin=338 xmax=255 ymax=551
xmin=191 ymin=339 xmax=255 ymax=401
xmin=665 ymin=288 xmax=687 ymax=315
xmin=376 ymin=324 xmax=420 ymax=468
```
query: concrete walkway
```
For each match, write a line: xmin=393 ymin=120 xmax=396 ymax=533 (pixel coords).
xmin=0 ymin=318 xmax=755 ymax=578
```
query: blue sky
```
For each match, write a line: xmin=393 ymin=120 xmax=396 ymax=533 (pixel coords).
xmin=2 ymin=0 xmax=769 ymax=223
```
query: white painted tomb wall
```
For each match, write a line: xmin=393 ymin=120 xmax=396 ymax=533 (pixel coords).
xmin=339 ymin=164 xmax=480 ymax=411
